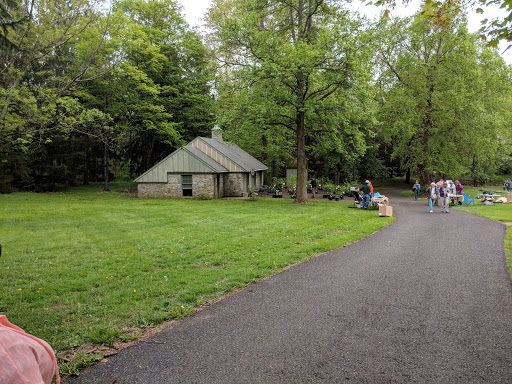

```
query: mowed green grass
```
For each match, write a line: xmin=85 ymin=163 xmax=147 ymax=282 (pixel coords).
xmin=0 ymin=183 xmax=394 ymax=361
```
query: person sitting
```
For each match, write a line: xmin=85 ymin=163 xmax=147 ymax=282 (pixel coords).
xmin=273 ymin=185 xmax=283 ymax=198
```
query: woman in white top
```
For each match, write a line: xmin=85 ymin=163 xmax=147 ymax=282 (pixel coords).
xmin=427 ymin=182 xmax=437 ymax=213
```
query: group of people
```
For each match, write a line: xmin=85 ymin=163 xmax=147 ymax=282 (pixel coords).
xmin=503 ymin=180 xmax=512 ymax=193
xmin=423 ymin=179 xmax=464 ymax=213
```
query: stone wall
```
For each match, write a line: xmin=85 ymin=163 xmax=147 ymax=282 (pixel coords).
xmin=192 ymin=174 xmax=215 ymax=198
xmin=137 ymin=174 xmax=217 ymax=198
xmin=137 ymin=182 xmax=174 ymax=198
xmin=223 ymin=173 xmax=244 ymax=197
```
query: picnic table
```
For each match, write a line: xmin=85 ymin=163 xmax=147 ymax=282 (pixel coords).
xmin=371 ymin=195 xmax=389 ymax=206
xmin=449 ymin=194 xmax=464 ymax=205
xmin=476 ymin=193 xmax=501 ymax=203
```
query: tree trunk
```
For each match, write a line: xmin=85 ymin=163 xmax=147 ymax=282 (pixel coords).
xmin=405 ymin=167 xmax=411 ymax=184
xmin=103 ymin=140 xmax=110 ymax=191
xmin=295 ymin=110 xmax=308 ymax=203
xmin=83 ymin=146 xmax=90 ymax=185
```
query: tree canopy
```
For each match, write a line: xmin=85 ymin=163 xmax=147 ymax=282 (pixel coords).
xmin=375 ymin=14 xmax=512 ymax=185
xmin=207 ymin=0 xmax=376 ymax=202
xmin=0 ymin=0 xmax=214 ymax=192
xmin=0 ymin=0 xmax=510 ymax=194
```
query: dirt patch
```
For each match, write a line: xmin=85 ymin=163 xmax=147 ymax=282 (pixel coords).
xmin=117 ymin=189 xmax=138 ymax=198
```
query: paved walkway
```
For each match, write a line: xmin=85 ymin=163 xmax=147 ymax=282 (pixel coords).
xmin=66 ymin=191 xmax=512 ymax=383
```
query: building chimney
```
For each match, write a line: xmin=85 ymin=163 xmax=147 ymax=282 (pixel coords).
xmin=212 ymin=125 xmax=223 ymax=143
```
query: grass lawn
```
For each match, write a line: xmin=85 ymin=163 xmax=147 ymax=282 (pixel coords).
xmin=0 ymin=182 xmax=394 ymax=374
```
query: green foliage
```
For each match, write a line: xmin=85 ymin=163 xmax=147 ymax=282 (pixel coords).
xmin=322 ymin=182 xmax=335 ymax=194
xmin=0 ymin=0 xmax=215 ymax=192
xmin=471 ymin=171 xmax=490 ymax=186
xmin=372 ymin=0 xmax=512 ymax=48
xmin=195 ymin=190 xmax=213 ymax=200
xmin=208 ymin=0 xmax=376 ymax=202
xmin=375 ymin=15 xmax=512 ymax=186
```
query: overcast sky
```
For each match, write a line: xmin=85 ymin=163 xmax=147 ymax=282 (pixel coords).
xmin=177 ymin=0 xmax=511 ymax=63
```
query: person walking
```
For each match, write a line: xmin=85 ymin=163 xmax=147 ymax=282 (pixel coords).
xmin=311 ymin=177 xmax=317 ymax=198
xmin=413 ymin=180 xmax=420 ymax=200
xmin=427 ymin=182 xmax=437 ymax=213
xmin=361 ymin=180 xmax=371 ymax=210
xmin=439 ymin=182 xmax=450 ymax=213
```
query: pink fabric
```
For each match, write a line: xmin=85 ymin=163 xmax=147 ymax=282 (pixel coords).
xmin=0 ymin=315 xmax=60 ymax=384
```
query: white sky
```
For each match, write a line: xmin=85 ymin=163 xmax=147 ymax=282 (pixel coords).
xmin=177 ymin=0 xmax=511 ymax=64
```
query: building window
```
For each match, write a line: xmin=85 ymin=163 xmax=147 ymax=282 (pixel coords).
xmin=182 ymin=175 xmax=192 ymax=196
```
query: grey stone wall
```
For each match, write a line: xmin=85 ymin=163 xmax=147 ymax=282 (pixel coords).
xmin=138 ymin=182 xmax=173 ymax=198
xmin=223 ymin=173 xmax=244 ymax=197
xmin=167 ymin=174 xmax=182 ymax=197
xmin=137 ymin=174 xmax=217 ymax=198
xmin=138 ymin=174 xmax=182 ymax=198
xmin=192 ymin=174 xmax=215 ymax=198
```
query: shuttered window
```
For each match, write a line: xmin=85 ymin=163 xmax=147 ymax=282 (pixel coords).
xmin=182 ymin=175 xmax=192 ymax=196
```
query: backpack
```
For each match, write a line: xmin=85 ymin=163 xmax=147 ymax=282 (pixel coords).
xmin=0 ymin=315 xmax=60 ymax=384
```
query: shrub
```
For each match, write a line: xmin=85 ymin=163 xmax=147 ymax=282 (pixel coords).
xmin=195 ymin=190 xmax=213 ymax=200
xmin=471 ymin=171 xmax=489 ymax=186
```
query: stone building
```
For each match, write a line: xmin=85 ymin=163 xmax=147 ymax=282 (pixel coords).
xmin=134 ymin=127 xmax=268 ymax=198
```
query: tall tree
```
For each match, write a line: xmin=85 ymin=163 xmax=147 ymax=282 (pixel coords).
xmin=371 ymin=0 xmax=512 ymax=49
xmin=0 ymin=0 xmax=26 ymax=51
xmin=102 ymin=0 xmax=215 ymax=178
xmin=207 ymin=0 xmax=374 ymax=203
xmin=375 ymin=14 xmax=512 ymax=185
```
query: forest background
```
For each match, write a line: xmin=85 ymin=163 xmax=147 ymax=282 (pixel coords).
xmin=1 ymin=0 xmax=511 ymax=200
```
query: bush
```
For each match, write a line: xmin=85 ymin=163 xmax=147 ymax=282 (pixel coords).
xmin=471 ymin=171 xmax=489 ymax=186
xmin=195 ymin=190 xmax=213 ymax=200
xmin=323 ymin=182 xmax=335 ymax=194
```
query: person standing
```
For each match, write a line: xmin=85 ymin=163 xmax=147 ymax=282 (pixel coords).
xmin=434 ymin=179 xmax=443 ymax=206
xmin=361 ymin=180 xmax=371 ymax=210
xmin=311 ymin=177 xmax=317 ymax=198
xmin=427 ymin=182 xmax=437 ymax=213
xmin=447 ymin=180 xmax=456 ymax=204
xmin=449 ymin=180 xmax=456 ymax=195
xmin=369 ymin=180 xmax=374 ymax=198
xmin=413 ymin=180 xmax=420 ymax=200
xmin=455 ymin=180 xmax=463 ymax=204
xmin=439 ymin=182 xmax=450 ymax=213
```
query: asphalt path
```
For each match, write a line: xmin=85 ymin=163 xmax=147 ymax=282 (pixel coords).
xmin=65 ymin=191 xmax=512 ymax=383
